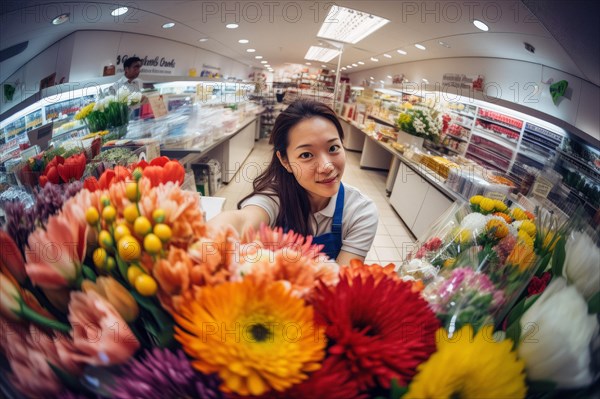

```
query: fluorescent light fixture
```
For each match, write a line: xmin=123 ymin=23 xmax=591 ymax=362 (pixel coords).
xmin=255 ymin=56 xmax=263 ymax=59
xmin=370 ymin=57 xmax=379 ymax=62
xmin=306 ymin=62 xmax=312 ymax=65
xmin=111 ymin=7 xmax=128 ymax=16
xmin=387 ymin=75 xmax=392 ymax=79
xmin=473 ymin=19 xmax=489 ymax=31
xmin=397 ymin=49 xmax=407 ymax=55
xmin=162 ymin=22 xmax=175 ymax=29
xmin=439 ymin=41 xmax=450 ymax=48
xmin=358 ymin=61 xmax=365 ymax=65
xmin=52 ymin=13 xmax=70 ymax=25
xmin=238 ymin=39 xmax=249 ymax=44
xmin=226 ymin=23 xmax=239 ymax=29
xmin=415 ymin=44 xmax=426 ymax=50
xmin=246 ymin=48 xmax=256 ymax=52
xmin=199 ymin=38 xmax=208 ymax=42
xmin=383 ymin=53 xmax=392 ymax=58
xmin=317 ymin=6 xmax=390 ymax=44
xmin=261 ymin=61 xmax=268 ymax=64
xmin=304 ymin=46 xmax=340 ymax=62
xmin=352 ymin=63 xmax=358 ymax=67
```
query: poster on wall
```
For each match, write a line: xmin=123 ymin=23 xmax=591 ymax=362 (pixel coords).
xmin=442 ymin=73 xmax=484 ymax=91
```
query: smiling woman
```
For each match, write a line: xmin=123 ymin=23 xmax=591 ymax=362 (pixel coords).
xmin=207 ymin=99 xmax=378 ymax=265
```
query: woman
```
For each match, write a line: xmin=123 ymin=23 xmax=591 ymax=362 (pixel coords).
xmin=208 ymin=99 xmax=378 ymax=265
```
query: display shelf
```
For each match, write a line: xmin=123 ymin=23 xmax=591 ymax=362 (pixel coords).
xmin=476 ymin=115 xmax=522 ymax=132
xmin=557 ymin=150 xmax=600 ymax=182
xmin=445 ymin=134 xmax=469 ymax=143
xmin=465 ymin=152 xmax=505 ymax=172
xmin=448 ymin=109 xmax=475 ymax=119
xmin=472 ymin=128 xmax=518 ymax=148
xmin=468 ymin=142 xmax=512 ymax=161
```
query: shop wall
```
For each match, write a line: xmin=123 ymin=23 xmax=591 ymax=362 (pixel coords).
xmin=347 ymin=58 xmax=599 ymax=142
xmin=2 ymin=30 xmax=253 ymax=115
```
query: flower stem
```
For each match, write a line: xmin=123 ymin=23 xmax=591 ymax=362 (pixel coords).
xmin=20 ymin=302 xmax=71 ymax=333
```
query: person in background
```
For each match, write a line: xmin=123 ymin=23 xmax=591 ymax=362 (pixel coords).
xmin=112 ymin=56 xmax=143 ymax=94
xmin=207 ymin=99 xmax=378 ymax=265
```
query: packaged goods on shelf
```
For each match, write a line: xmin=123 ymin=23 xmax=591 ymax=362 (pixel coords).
xmin=419 ymin=155 xmax=460 ymax=179
xmin=446 ymin=166 xmax=516 ymax=199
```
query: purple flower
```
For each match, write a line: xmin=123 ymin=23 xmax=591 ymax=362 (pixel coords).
xmin=109 ymin=348 xmax=224 ymax=399
xmin=3 ymin=200 xmax=35 ymax=252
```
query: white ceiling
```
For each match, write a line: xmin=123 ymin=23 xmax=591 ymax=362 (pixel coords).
xmin=1 ymin=0 xmax=599 ymax=86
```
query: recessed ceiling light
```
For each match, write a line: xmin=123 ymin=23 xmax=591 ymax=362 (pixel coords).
xmin=387 ymin=75 xmax=392 ymax=79
xmin=347 ymin=66 xmax=353 ymax=69
xmin=380 ymin=80 xmax=385 ymax=83
xmin=226 ymin=23 xmax=239 ymax=29
xmin=358 ymin=61 xmax=365 ymax=65
xmin=321 ymin=64 xmax=327 ymax=68
xmin=317 ymin=6 xmax=390 ymax=44
xmin=261 ymin=61 xmax=268 ymax=64
xmin=352 ymin=63 xmax=358 ymax=67
xmin=238 ymin=39 xmax=249 ymax=44
xmin=52 ymin=13 xmax=70 ymax=25
xmin=438 ymin=41 xmax=450 ymax=48
xmin=369 ymin=76 xmax=374 ymax=80
xmin=306 ymin=62 xmax=311 ymax=65
xmin=246 ymin=48 xmax=256 ymax=52
xmin=370 ymin=57 xmax=379 ymax=62
xmin=383 ymin=53 xmax=392 ymax=58
xmin=111 ymin=7 xmax=128 ymax=16
xmin=199 ymin=38 xmax=208 ymax=42
xmin=162 ymin=22 xmax=175 ymax=29
xmin=255 ymin=55 xmax=263 ymax=59
xmin=415 ymin=44 xmax=426 ymax=50
xmin=422 ymin=78 xmax=429 ymax=83
xmin=341 ymin=67 xmax=347 ymax=70
xmin=265 ymin=64 xmax=271 ymax=67
xmin=397 ymin=49 xmax=407 ymax=55
xmin=473 ymin=19 xmax=489 ymax=31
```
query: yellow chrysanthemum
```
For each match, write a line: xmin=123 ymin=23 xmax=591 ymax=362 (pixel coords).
xmin=519 ymin=220 xmax=537 ymax=237
xmin=486 ymin=219 xmax=509 ymax=239
xmin=173 ymin=279 xmax=325 ymax=396
xmin=469 ymin=195 xmax=484 ymax=206
xmin=405 ymin=325 xmax=527 ymax=399
xmin=443 ymin=258 xmax=456 ymax=268
xmin=493 ymin=199 xmax=508 ymax=212
xmin=479 ymin=198 xmax=495 ymax=213
xmin=507 ymin=241 xmax=536 ymax=272
xmin=517 ymin=229 xmax=534 ymax=248
xmin=511 ymin=207 xmax=528 ymax=221
xmin=453 ymin=228 xmax=472 ymax=245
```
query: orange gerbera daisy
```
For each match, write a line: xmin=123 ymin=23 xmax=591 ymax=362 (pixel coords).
xmin=339 ymin=259 xmax=400 ymax=284
xmin=174 ymin=279 xmax=325 ymax=396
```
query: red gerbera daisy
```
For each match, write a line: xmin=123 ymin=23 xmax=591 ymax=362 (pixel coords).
xmin=313 ymin=275 xmax=440 ymax=391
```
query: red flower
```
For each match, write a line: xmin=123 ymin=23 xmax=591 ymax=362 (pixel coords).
xmin=527 ymin=272 xmax=552 ymax=297
xmin=150 ymin=156 xmax=170 ymax=167
xmin=142 ymin=165 xmax=164 ymax=187
xmin=83 ymin=176 xmax=100 ymax=192
xmin=44 ymin=164 xmax=60 ymax=185
xmin=113 ymin=165 xmax=132 ymax=183
xmin=163 ymin=160 xmax=185 ymax=185
xmin=57 ymin=153 xmax=86 ymax=182
xmin=313 ymin=275 xmax=440 ymax=391
xmin=130 ymin=159 xmax=148 ymax=171
xmin=98 ymin=169 xmax=116 ymax=189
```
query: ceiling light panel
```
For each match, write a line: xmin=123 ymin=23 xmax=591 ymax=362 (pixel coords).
xmin=304 ymin=46 xmax=340 ymax=62
xmin=317 ymin=6 xmax=389 ymax=44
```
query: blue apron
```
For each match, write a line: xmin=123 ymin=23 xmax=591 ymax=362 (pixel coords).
xmin=313 ymin=183 xmax=344 ymax=260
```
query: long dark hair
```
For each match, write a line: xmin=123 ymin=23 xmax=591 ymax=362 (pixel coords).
xmin=238 ymin=99 xmax=344 ymax=236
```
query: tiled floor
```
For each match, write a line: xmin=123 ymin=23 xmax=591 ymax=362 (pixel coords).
xmin=213 ymin=139 xmax=417 ymax=265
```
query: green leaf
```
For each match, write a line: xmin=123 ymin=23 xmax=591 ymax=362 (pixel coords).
xmin=505 ymin=320 xmax=521 ymax=350
xmin=550 ymin=236 xmax=566 ymax=277
xmin=507 ymin=297 xmax=526 ymax=327
xmin=535 ymin=252 xmax=552 ymax=276
xmin=82 ymin=264 xmax=97 ymax=282
xmin=115 ymin=254 xmax=129 ymax=284
xmin=588 ymin=291 xmax=600 ymax=314
xmin=390 ymin=378 xmax=408 ymax=399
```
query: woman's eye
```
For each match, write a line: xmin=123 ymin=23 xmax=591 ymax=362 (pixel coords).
xmin=329 ymin=145 xmax=341 ymax=152
xmin=299 ymin=152 xmax=312 ymax=159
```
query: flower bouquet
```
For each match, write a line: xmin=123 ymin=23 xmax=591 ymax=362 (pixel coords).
xmin=74 ymin=87 xmax=142 ymax=136
xmin=395 ymin=105 xmax=443 ymax=142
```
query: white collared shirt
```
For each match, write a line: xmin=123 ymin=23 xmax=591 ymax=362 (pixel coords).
xmin=241 ymin=183 xmax=378 ymax=257
xmin=111 ymin=75 xmax=143 ymax=94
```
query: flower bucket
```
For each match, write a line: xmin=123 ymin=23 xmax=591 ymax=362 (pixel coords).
xmin=397 ymin=129 xmax=424 ymax=149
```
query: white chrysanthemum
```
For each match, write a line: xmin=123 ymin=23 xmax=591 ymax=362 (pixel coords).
xmin=518 ymin=277 xmax=599 ymax=388
xmin=460 ymin=212 xmax=487 ymax=234
xmin=562 ymin=230 xmax=600 ymax=300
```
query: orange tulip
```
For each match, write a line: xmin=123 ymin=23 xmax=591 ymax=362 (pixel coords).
xmin=81 ymin=277 xmax=139 ymax=322
xmin=0 ymin=230 xmax=27 ymax=282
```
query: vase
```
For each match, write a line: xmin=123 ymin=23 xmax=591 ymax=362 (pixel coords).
xmin=397 ymin=130 xmax=424 ymax=149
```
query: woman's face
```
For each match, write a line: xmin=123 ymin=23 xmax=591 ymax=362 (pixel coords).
xmin=278 ymin=116 xmax=346 ymax=207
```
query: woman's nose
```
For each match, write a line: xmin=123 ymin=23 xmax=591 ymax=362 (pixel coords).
xmin=317 ymin=158 xmax=334 ymax=174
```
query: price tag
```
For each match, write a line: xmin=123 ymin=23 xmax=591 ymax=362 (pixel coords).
xmin=485 ymin=191 xmax=506 ymax=201
xmin=147 ymin=95 xmax=168 ymax=118
xmin=531 ymin=176 xmax=553 ymax=198
xmin=145 ymin=141 xmax=160 ymax=161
